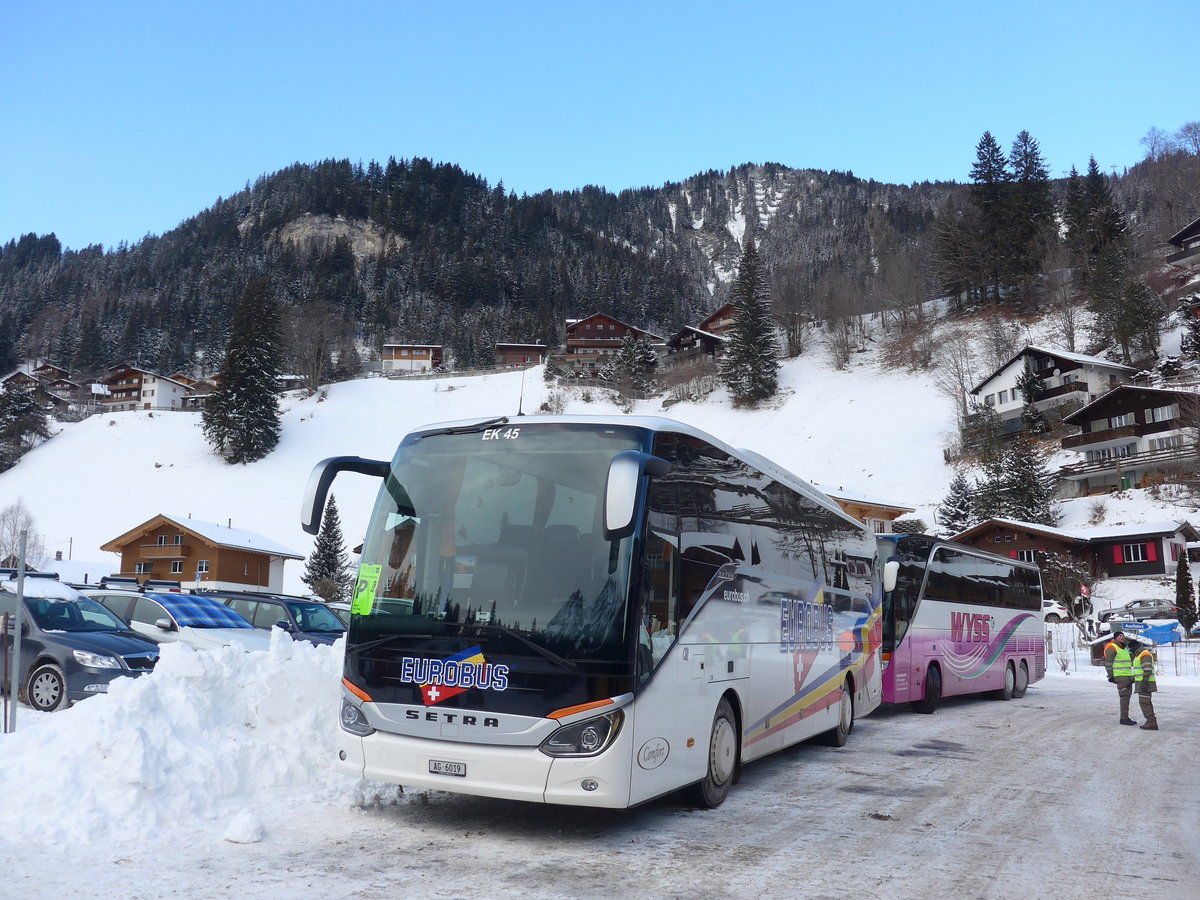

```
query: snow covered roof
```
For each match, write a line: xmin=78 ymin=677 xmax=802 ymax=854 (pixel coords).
xmin=101 ymin=514 xmax=303 ymax=560
xmin=811 ymin=482 xmax=914 ymax=513
xmin=952 ymin=517 xmax=1198 ymax=544
xmin=969 ymin=346 xmax=1136 ymax=395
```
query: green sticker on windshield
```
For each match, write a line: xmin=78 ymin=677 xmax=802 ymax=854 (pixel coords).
xmin=351 ymin=564 xmax=382 ymax=616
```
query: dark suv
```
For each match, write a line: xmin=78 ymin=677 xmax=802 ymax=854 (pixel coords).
xmin=197 ymin=590 xmax=346 ymax=645
xmin=1099 ymin=598 xmax=1179 ymax=623
xmin=1 ymin=577 xmax=159 ymax=711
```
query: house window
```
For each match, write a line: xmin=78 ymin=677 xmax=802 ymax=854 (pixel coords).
xmin=1110 ymin=414 xmax=1130 ymax=428
xmin=156 ymin=535 xmax=167 ymax=546
xmin=998 ymin=390 xmax=1009 ymax=404
xmin=993 ymin=536 xmax=1003 ymax=543
xmin=1017 ymin=550 xmax=1036 ymax=563
xmin=1122 ymin=543 xmax=1148 ymax=563
xmin=400 ymin=348 xmax=409 ymax=356
xmin=1062 ymin=373 xmax=1077 ymax=385
xmin=984 ymin=394 xmax=996 ymax=407
xmin=1004 ymin=535 xmax=1013 ymax=542
xmin=135 ymin=562 xmax=153 ymax=574
xmin=1153 ymin=435 xmax=1184 ymax=451
xmin=170 ymin=561 xmax=183 ymax=574
xmin=197 ymin=560 xmax=210 ymax=574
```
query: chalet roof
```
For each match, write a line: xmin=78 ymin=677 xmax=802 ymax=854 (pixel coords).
xmin=812 ymin=482 xmax=915 ymax=513
xmin=666 ymin=326 xmax=727 ymax=349
xmin=565 ymin=312 xmax=666 ymax=342
xmin=494 ymin=342 xmax=546 ymax=350
xmin=1166 ymin=214 xmax=1200 ymax=247
xmin=969 ymin=346 xmax=1136 ymax=396
xmin=100 ymin=365 xmax=190 ymax=390
xmin=951 ymin=517 xmax=1198 ymax=544
xmin=101 ymin=514 xmax=303 ymax=560
xmin=382 ymin=343 xmax=442 ymax=349
xmin=1061 ymin=384 xmax=1197 ymax=425
xmin=698 ymin=303 xmax=736 ymax=331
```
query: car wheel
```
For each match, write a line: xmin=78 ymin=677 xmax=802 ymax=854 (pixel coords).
xmin=1045 ymin=614 xmax=1061 ymax=623
xmin=818 ymin=678 xmax=854 ymax=747
xmin=993 ymin=662 xmax=1016 ymax=701
xmin=27 ymin=663 xmax=69 ymax=712
xmin=910 ymin=665 xmax=941 ymax=714
xmin=1013 ymin=660 xmax=1029 ymax=698
xmin=685 ymin=696 xmax=738 ymax=809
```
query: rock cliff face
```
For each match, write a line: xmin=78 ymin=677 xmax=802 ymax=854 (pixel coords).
xmin=271 ymin=213 xmax=402 ymax=260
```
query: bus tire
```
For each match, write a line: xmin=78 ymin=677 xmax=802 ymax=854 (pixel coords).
xmin=1013 ymin=660 xmax=1029 ymax=698
xmin=910 ymin=665 xmax=941 ymax=714
xmin=818 ymin=678 xmax=854 ymax=747
xmin=993 ymin=662 xmax=1016 ymax=701
xmin=685 ymin=696 xmax=738 ymax=809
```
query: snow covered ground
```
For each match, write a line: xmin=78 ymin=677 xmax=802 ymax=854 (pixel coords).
xmin=4 ymin=327 xmax=1200 ymax=896
xmin=2 ymin=633 xmax=1198 ymax=898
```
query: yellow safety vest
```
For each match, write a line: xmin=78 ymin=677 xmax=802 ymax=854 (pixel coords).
xmin=1110 ymin=646 xmax=1134 ymax=678
xmin=1134 ymin=650 xmax=1156 ymax=684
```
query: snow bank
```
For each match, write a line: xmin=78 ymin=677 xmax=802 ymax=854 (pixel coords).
xmin=0 ymin=631 xmax=363 ymax=842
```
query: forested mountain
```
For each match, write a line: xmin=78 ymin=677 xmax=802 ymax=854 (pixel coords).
xmin=1 ymin=141 xmax=1198 ymax=383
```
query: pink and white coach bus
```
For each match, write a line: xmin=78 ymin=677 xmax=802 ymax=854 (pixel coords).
xmin=876 ymin=533 xmax=1045 ymax=713
xmin=303 ymin=416 xmax=884 ymax=809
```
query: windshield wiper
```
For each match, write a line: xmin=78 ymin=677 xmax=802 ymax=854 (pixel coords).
xmin=421 ymin=416 xmax=509 ymax=438
xmin=488 ymin=623 xmax=579 ymax=673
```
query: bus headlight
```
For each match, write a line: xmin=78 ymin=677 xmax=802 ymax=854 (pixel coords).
xmin=539 ymin=711 xmax=623 ymax=757
xmin=340 ymin=699 xmax=375 ymax=736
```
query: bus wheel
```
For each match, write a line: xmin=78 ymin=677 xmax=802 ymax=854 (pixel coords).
xmin=686 ymin=697 xmax=738 ymax=809
xmin=818 ymin=679 xmax=854 ymax=747
xmin=993 ymin=662 xmax=1016 ymax=701
xmin=910 ymin=666 xmax=941 ymax=715
xmin=1013 ymin=660 xmax=1029 ymax=698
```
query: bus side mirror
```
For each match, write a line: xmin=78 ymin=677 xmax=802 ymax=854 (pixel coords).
xmin=883 ymin=560 xmax=900 ymax=594
xmin=603 ymin=451 xmax=672 ymax=541
xmin=301 ymin=456 xmax=390 ymax=535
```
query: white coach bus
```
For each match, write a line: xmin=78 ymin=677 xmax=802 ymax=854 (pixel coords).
xmin=303 ymin=416 xmax=883 ymax=809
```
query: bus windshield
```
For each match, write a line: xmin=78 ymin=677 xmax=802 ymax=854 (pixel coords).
xmin=350 ymin=423 xmax=645 ymax=705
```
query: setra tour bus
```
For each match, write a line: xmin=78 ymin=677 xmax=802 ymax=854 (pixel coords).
xmin=303 ymin=415 xmax=884 ymax=808
xmin=876 ymin=533 xmax=1045 ymax=713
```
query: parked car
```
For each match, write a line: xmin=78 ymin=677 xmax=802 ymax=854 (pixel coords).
xmin=1042 ymin=599 xmax=1071 ymax=623
xmin=1098 ymin=598 xmax=1179 ymax=623
xmin=1 ymin=576 xmax=159 ymax=712
xmin=197 ymin=590 xmax=346 ymax=645
xmin=86 ymin=590 xmax=272 ymax=652
xmin=328 ymin=601 xmax=352 ymax=626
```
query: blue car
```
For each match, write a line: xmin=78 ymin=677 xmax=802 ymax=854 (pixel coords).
xmin=1 ymin=576 xmax=159 ymax=712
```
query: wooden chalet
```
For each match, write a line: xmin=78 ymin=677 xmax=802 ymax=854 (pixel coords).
xmin=101 ymin=514 xmax=303 ymax=592
xmin=1166 ymin=214 xmax=1200 ymax=272
xmin=98 ymin=365 xmax=192 ymax=411
xmin=495 ymin=343 xmax=547 ymax=367
xmin=381 ymin=344 xmax=443 ymax=374
xmin=562 ymin=313 xmax=665 ymax=375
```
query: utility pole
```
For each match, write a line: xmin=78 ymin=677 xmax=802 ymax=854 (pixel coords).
xmin=6 ymin=531 xmax=26 ymax=733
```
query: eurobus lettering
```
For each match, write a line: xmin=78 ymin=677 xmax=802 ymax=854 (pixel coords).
xmin=303 ymin=416 xmax=885 ymax=809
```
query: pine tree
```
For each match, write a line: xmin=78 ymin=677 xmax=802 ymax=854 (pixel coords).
xmin=1015 ymin=362 xmax=1048 ymax=434
xmin=937 ymin=470 xmax=976 ymax=535
xmin=1002 ymin=433 xmax=1060 ymax=525
xmin=1174 ymin=553 xmax=1197 ymax=632
xmin=718 ymin=237 xmax=780 ymax=405
xmin=1006 ymin=130 xmax=1055 ymax=300
xmin=202 ymin=277 xmax=283 ymax=464
xmin=302 ymin=494 xmax=352 ymax=602
xmin=969 ymin=131 xmax=1010 ymax=302
xmin=0 ymin=386 xmax=52 ymax=472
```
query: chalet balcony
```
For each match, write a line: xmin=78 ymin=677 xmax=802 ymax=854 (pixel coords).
xmin=1038 ymin=382 xmax=1088 ymax=401
xmin=1058 ymin=444 xmax=1198 ymax=479
xmin=1061 ymin=420 xmax=1176 ymax=450
xmin=1166 ymin=247 xmax=1200 ymax=268
xmin=139 ymin=544 xmax=193 ymax=559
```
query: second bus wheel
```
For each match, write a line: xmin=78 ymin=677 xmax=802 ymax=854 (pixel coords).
xmin=992 ymin=662 xmax=1016 ymax=701
xmin=685 ymin=696 xmax=738 ymax=809
xmin=1013 ymin=660 xmax=1030 ymax=698
xmin=910 ymin=665 xmax=941 ymax=714
xmin=818 ymin=677 xmax=854 ymax=747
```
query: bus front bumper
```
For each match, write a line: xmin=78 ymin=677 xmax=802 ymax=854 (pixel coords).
xmin=337 ymin=727 xmax=635 ymax=808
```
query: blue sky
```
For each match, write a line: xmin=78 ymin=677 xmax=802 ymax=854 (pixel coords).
xmin=1 ymin=0 xmax=1191 ymax=251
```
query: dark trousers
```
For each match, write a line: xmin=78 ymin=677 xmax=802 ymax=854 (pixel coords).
xmin=1115 ymin=676 xmax=1134 ymax=719
xmin=1137 ymin=687 xmax=1157 ymax=726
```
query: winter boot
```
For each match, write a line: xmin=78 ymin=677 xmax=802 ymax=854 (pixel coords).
xmin=1119 ymin=717 xmax=1138 ymax=725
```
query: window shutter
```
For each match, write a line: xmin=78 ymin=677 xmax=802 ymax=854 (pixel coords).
xmin=1147 ymin=542 xmax=1158 ymax=563
xmin=1171 ymin=543 xmax=1179 ymax=562
xmin=1009 ymin=551 xmax=1018 ymax=559
xmin=1113 ymin=545 xmax=1124 ymax=565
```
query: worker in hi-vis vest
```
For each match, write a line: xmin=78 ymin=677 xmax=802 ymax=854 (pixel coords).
xmin=1103 ymin=631 xmax=1138 ymax=726
xmin=1133 ymin=644 xmax=1159 ymax=731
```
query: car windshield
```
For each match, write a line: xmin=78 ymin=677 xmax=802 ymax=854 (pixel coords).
xmin=27 ymin=597 xmax=132 ymax=633
xmin=155 ymin=595 xmax=255 ymax=629
xmin=285 ymin=601 xmax=346 ymax=633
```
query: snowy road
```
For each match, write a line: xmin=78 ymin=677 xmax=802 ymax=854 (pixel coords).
xmin=6 ymin=669 xmax=1197 ymax=899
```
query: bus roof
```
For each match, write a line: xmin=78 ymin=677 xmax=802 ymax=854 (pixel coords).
xmin=402 ymin=414 xmax=857 ymax=528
